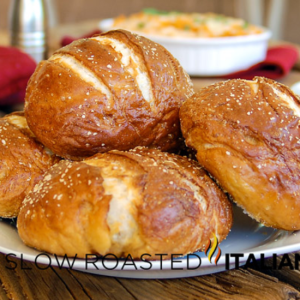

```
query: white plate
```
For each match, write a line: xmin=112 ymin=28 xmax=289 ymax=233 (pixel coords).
xmin=0 ymin=205 xmax=299 ymax=279
xmin=98 ymin=18 xmax=271 ymax=76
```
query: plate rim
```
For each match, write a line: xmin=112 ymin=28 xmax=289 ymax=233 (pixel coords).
xmin=0 ymin=213 xmax=299 ymax=277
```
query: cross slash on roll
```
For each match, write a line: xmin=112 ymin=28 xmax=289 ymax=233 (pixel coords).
xmin=180 ymin=76 xmax=300 ymax=230
xmin=24 ymin=29 xmax=194 ymax=160
xmin=17 ymin=148 xmax=232 ymax=259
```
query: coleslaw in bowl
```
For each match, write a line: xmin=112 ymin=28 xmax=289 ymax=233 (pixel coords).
xmin=99 ymin=10 xmax=271 ymax=76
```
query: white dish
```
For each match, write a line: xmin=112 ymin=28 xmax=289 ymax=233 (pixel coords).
xmin=291 ymin=81 xmax=300 ymax=95
xmin=99 ymin=18 xmax=272 ymax=76
xmin=0 ymin=205 xmax=298 ymax=279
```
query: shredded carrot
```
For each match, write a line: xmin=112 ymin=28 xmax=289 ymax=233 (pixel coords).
xmin=112 ymin=11 xmax=263 ymax=38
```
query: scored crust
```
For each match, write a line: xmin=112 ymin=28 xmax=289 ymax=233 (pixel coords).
xmin=17 ymin=147 xmax=232 ymax=259
xmin=25 ymin=29 xmax=194 ymax=160
xmin=180 ymin=76 xmax=300 ymax=230
xmin=0 ymin=112 xmax=60 ymax=218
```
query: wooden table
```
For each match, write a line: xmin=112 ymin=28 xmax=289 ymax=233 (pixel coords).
xmin=1 ymin=21 xmax=300 ymax=300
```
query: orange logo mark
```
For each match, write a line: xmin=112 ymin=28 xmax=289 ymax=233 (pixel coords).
xmin=205 ymin=233 xmax=221 ymax=265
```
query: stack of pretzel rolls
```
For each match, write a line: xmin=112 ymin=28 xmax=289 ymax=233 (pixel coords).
xmin=9 ymin=29 xmax=233 ymax=259
xmin=5 ymin=29 xmax=299 ymax=262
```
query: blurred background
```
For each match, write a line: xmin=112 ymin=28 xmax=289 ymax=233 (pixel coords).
xmin=0 ymin=0 xmax=299 ymax=43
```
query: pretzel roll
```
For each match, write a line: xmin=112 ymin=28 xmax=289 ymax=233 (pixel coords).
xmin=24 ymin=30 xmax=194 ymax=160
xmin=17 ymin=147 xmax=232 ymax=259
xmin=180 ymin=76 xmax=300 ymax=230
xmin=0 ymin=112 xmax=59 ymax=218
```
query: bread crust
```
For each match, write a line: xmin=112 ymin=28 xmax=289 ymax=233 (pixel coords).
xmin=25 ymin=30 xmax=194 ymax=160
xmin=17 ymin=147 xmax=232 ymax=259
xmin=180 ymin=76 xmax=300 ymax=230
xmin=0 ymin=112 xmax=60 ymax=218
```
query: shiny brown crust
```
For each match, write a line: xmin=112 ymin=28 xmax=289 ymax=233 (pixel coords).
xmin=180 ymin=76 xmax=300 ymax=230
xmin=24 ymin=29 xmax=194 ymax=160
xmin=17 ymin=147 xmax=232 ymax=259
xmin=0 ymin=112 xmax=60 ymax=218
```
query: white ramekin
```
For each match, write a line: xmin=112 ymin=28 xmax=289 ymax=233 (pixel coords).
xmin=99 ymin=18 xmax=272 ymax=76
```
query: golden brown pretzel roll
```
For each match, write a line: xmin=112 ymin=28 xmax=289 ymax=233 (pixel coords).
xmin=17 ymin=147 xmax=232 ymax=259
xmin=180 ymin=76 xmax=300 ymax=230
xmin=0 ymin=112 xmax=60 ymax=218
xmin=24 ymin=30 xmax=194 ymax=160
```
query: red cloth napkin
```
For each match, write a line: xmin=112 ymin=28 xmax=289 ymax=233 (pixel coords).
xmin=0 ymin=46 xmax=37 ymax=106
xmin=223 ymin=45 xmax=299 ymax=80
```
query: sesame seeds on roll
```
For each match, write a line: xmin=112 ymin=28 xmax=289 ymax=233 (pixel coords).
xmin=0 ymin=112 xmax=60 ymax=218
xmin=17 ymin=147 xmax=232 ymax=259
xmin=24 ymin=29 xmax=194 ymax=161
xmin=180 ymin=76 xmax=300 ymax=230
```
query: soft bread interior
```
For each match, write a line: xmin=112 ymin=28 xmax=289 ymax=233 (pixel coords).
xmin=6 ymin=115 xmax=29 ymax=130
xmin=83 ymin=158 xmax=143 ymax=252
